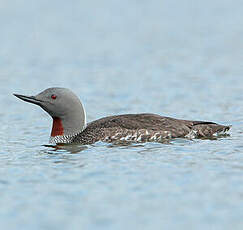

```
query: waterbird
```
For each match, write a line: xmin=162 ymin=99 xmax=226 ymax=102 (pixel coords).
xmin=14 ymin=87 xmax=231 ymax=145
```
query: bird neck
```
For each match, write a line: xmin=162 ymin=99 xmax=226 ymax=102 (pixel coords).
xmin=49 ymin=104 xmax=86 ymax=144
xmin=51 ymin=117 xmax=64 ymax=137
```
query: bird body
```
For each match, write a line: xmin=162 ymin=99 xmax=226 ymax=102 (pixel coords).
xmin=71 ymin=114 xmax=230 ymax=145
xmin=14 ymin=88 xmax=230 ymax=145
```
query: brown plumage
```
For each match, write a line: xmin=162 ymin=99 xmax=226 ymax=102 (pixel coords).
xmin=72 ymin=113 xmax=231 ymax=145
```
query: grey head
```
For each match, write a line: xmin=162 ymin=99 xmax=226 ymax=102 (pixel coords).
xmin=14 ymin=87 xmax=86 ymax=143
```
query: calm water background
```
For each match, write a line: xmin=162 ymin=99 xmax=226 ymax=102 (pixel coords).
xmin=1 ymin=0 xmax=243 ymax=229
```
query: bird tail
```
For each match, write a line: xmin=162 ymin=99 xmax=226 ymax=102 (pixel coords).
xmin=191 ymin=122 xmax=231 ymax=138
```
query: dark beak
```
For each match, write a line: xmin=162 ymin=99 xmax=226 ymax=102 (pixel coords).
xmin=13 ymin=94 xmax=43 ymax=106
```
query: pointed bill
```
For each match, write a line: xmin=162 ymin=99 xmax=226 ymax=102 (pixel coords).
xmin=13 ymin=94 xmax=43 ymax=106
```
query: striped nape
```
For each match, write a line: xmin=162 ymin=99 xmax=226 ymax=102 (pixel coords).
xmin=49 ymin=132 xmax=80 ymax=144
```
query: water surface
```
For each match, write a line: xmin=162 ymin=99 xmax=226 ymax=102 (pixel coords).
xmin=1 ymin=0 xmax=243 ymax=229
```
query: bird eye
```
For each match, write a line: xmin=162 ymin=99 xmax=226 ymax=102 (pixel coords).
xmin=51 ymin=94 xmax=57 ymax=100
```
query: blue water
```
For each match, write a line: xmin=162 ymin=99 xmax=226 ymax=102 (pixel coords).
xmin=1 ymin=0 xmax=243 ymax=229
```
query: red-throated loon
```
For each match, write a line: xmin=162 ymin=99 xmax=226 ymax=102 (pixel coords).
xmin=14 ymin=87 xmax=231 ymax=144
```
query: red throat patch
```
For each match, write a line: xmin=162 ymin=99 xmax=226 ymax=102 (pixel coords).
xmin=51 ymin=117 xmax=64 ymax=136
